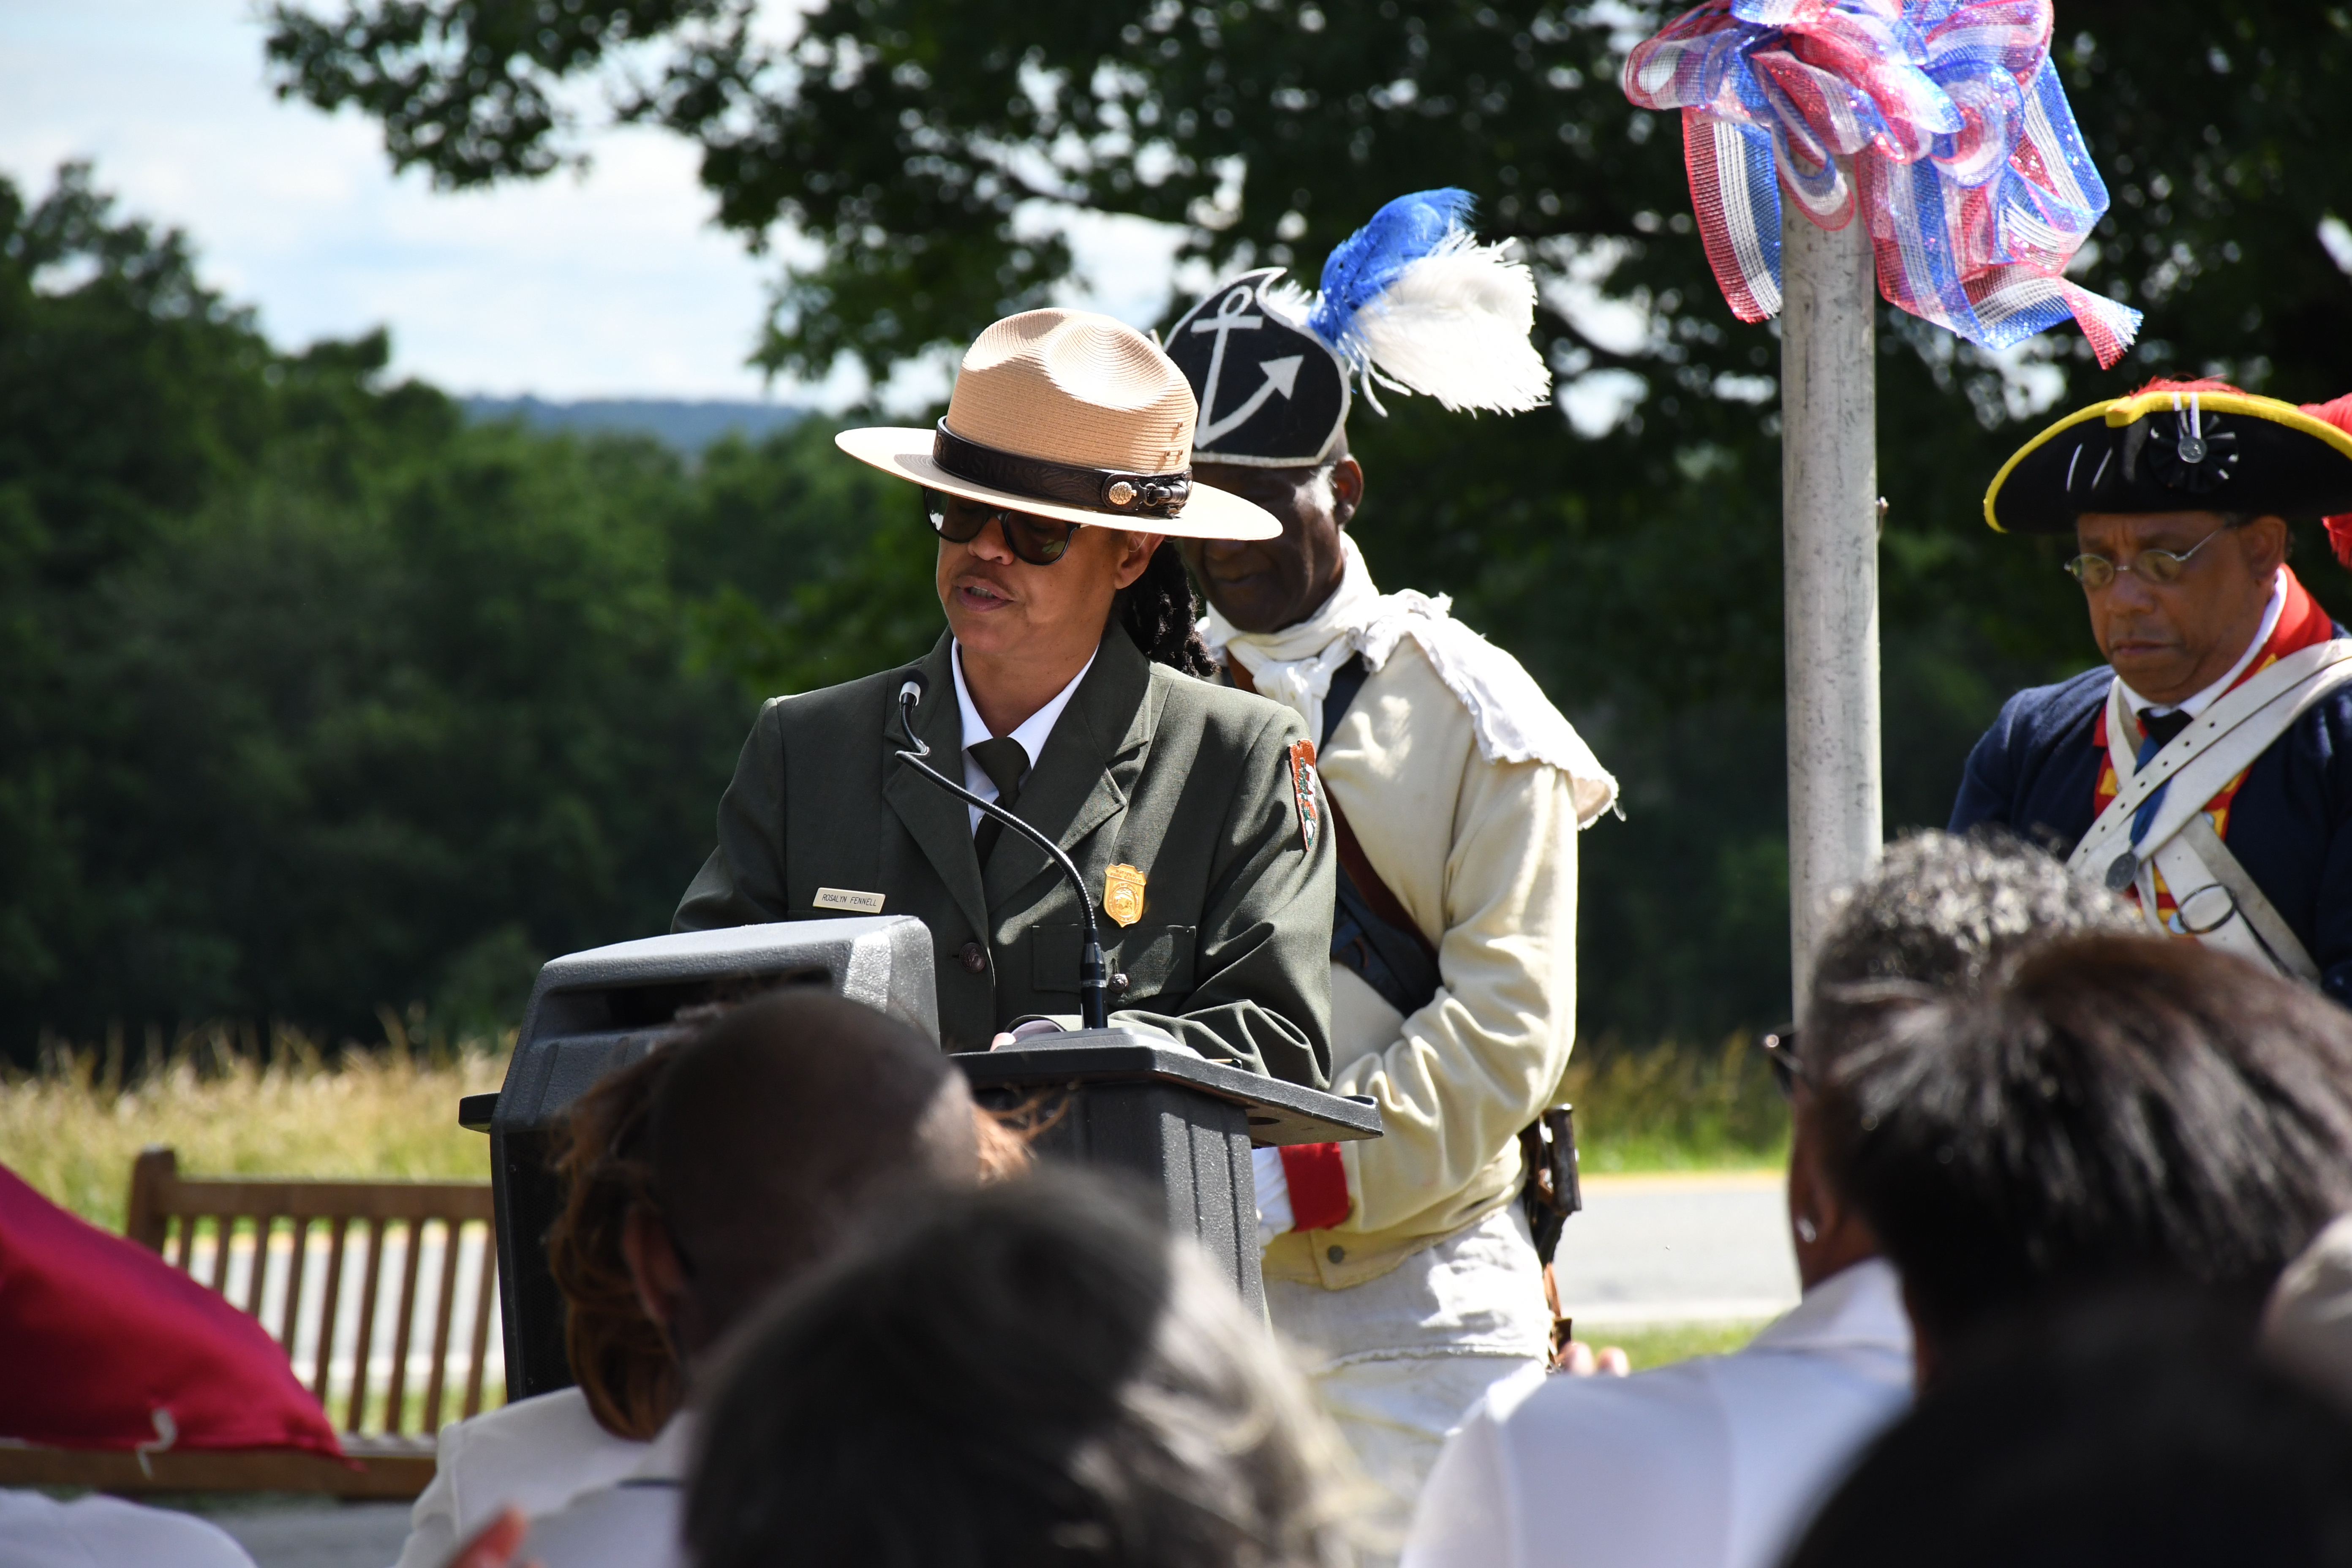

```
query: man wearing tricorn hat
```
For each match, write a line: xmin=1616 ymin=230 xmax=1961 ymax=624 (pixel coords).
xmin=1954 ymin=381 xmax=2352 ymax=996
xmin=1163 ymin=191 xmax=1620 ymax=1513
xmin=672 ymin=308 xmax=1336 ymax=1081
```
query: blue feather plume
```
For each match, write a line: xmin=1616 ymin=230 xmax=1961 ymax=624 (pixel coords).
xmin=1307 ymin=188 xmax=1478 ymax=351
xmin=1300 ymin=187 xmax=1550 ymax=416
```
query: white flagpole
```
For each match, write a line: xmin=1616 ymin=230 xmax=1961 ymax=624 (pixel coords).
xmin=1779 ymin=191 xmax=1884 ymax=1004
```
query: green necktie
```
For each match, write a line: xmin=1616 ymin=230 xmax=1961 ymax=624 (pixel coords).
xmin=969 ymin=735 xmax=1031 ymax=865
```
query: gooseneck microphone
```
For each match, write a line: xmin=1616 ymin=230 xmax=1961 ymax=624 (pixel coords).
xmin=894 ymin=675 xmax=1110 ymax=1030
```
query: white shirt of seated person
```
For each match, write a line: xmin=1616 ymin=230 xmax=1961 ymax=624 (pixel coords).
xmin=1401 ymin=1256 xmax=1912 ymax=1568
xmin=0 ymin=1489 xmax=258 ymax=1568
xmin=394 ymin=1384 xmax=651 ymax=1568
xmin=518 ymin=1409 xmax=694 ymax=1568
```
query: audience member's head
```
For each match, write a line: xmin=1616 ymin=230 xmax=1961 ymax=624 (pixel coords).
xmin=688 ymin=1172 xmax=1359 ymax=1568
xmin=1824 ymin=934 xmax=2352 ymax=1374
xmin=623 ymin=986 xmax=981 ymax=1364
xmin=546 ymin=1046 xmax=681 ymax=1439
xmin=1783 ymin=830 xmax=2133 ymax=1288
xmin=1784 ymin=1290 xmax=2352 ymax=1568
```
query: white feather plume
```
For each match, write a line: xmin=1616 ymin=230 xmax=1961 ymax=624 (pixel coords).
xmin=1345 ymin=235 xmax=1552 ymax=414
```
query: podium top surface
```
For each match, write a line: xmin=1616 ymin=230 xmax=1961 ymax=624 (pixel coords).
xmin=531 ymin=917 xmax=916 ymax=989
xmin=957 ymin=1035 xmax=1382 ymax=1148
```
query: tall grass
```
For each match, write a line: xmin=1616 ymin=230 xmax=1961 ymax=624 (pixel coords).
xmin=1563 ymin=1032 xmax=1790 ymax=1173
xmin=2 ymin=1023 xmax=1789 ymax=1235
xmin=3 ymin=1018 xmax=505 ymax=1232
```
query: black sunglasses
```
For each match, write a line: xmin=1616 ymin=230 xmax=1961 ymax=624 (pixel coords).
xmin=1756 ymin=1025 xmax=1807 ymax=1098
xmin=923 ymin=488 xmax=1085 ymax=566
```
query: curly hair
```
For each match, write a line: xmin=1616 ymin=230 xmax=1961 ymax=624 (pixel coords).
xmin=544 ymin=1048 xmax=683 ymax=1441
xmin=1117 ymin=542 xmax=1219 ymax=677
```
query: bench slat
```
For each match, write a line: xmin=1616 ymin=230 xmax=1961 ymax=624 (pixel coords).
xmin=462 ymin=1236 xmax=497 ymax=1422
xmin=346 ymin=1217 xmax=387 ymax=1433
xmin=309 ymin=1216 xmax=349 ymax=1407
xmin=422 ymin=1219 xmax=464 ymax=1433
xmin=382 ymin=1219 xmax=427 ymax=1435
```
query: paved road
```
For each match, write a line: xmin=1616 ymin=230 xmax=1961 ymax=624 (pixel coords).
xmin=1549 ymin=1170 xmax=1800 ymax=1326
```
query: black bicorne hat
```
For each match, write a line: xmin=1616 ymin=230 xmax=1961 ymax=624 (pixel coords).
xmin=1985 ymin=384 xmax=2352 ymax=534
xmin=1163 ymin=269 xmax=1352 ymax=468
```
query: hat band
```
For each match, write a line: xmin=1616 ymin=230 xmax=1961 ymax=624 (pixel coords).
xmin=933 ymin=422 xmax=1191 ymax=517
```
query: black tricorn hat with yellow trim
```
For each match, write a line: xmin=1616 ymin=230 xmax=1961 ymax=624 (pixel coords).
xmin=1984 ymin=381 xmax=2352 ymax=534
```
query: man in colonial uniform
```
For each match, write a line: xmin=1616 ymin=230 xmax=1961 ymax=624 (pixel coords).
xmin=1162 ymin=191 xmax=1620 ymax=1525
xmin=1952 ymin=381 xmax=2352 ymax=994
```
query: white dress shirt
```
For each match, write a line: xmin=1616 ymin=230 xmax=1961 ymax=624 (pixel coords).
xmin=522 ymin=1410 xmax=694 ymax=1568
xmin=950 ymin=642 xmax=1094 ymax=835
xmin=394 ymin=1386 xmax=652 ymax=1568
xmin=1401 ymin=1257 xmax=1913 ymax=1568
xmin=0 ymin=1490 xmax=257 ymax=1568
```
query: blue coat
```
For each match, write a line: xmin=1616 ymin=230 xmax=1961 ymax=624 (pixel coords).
xmin=1948 ymin=647 xmax=2352 ymax=1004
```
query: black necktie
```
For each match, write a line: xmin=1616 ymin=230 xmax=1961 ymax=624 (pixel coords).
xmin=2141 ymin=708 xmax=2193 ymax=750
xmin=969 ymin=736 xmax=1030 ymax=864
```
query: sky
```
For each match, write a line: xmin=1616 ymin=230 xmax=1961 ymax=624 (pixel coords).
xmin=0 ymin=0 xmax=1183 ymax=404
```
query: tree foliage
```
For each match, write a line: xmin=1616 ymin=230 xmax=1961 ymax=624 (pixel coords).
xmin=0 ymin=166 xmax=945 ymax=1055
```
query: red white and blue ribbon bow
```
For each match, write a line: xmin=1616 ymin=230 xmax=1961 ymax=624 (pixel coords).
xmin=1622 ymin=0 xmax=2141 ymax=368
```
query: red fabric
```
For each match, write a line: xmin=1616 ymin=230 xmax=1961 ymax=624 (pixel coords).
xmin=1279 ymin=1143 xmax=1352 ymax=1233
xmin=0 ymin=1163 xmax=343 ymax=1456
xmin=2303 ymin=394 xmax=2352 ymax=565
xmin=2130 ymin=376 xmax=2247 ymax=397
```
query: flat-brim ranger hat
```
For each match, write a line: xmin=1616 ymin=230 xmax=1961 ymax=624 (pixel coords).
xmin=836 ymin=309 xmax=1279 ymax=541
xmin=1984 ymin=380 xmax=2352 ymax=534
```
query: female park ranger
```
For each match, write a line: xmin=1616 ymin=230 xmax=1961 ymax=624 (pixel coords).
xmin=672 ymin=309 xmax=1336 ymax=1085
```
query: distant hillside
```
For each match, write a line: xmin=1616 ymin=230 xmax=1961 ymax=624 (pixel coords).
xmin=462 ymin=395 xmax=808 ymax=452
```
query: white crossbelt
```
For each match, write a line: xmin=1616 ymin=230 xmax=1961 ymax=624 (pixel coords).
xmin=2065 ymin=640 xmax=2352 ymax=983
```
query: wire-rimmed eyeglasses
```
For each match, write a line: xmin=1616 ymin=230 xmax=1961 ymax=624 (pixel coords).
xmin=2064 ymin=523 xmax=2233 ymax=590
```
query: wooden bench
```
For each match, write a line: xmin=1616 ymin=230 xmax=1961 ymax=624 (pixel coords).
xmin=0 ymin=1147 xmax=502 ymax=1498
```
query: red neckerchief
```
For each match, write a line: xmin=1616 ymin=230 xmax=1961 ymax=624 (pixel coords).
xmin=2091 ymin=568 xmax=2335 ymax=919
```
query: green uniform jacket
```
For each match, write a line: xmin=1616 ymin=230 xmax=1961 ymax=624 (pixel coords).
xmin=672 ymin=627 xmax=1335 ymax=1085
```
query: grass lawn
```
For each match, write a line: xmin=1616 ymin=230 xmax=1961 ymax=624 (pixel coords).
xmin=6 ymin=1028 xmax=1786 ymax=1372
xmin=3 ymin=1023 xmax=501 ymax=1233
xmin=1601 ymin=1318 xmax=1769 ymax=1369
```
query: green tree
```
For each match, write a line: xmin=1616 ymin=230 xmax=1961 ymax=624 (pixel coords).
xmin=0 ymin=163 xmax=958 ymax=1053
xmin=260 ymin=1 xmax=2352 ymax=1037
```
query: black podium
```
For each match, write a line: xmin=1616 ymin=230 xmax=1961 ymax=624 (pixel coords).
xmin=465 ymin=920 xmax=1382 ymax=1398
xmin=961 ymin=1032 xmax=1380 ymax=1316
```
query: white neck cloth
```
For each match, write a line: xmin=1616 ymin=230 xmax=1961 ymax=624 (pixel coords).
xmin=1200 ymin=534 xmax=1620 ymax=827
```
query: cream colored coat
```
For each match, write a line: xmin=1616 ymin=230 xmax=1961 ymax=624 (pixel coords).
xmin=1261 ymin=636 xmax=1592 ymax=1290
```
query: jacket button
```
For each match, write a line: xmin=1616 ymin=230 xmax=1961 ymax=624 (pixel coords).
xmin=958 ymin=941 xmax=988 ymax=975
xmin=1326 ymin=1245 xmax=1346 ymax=1264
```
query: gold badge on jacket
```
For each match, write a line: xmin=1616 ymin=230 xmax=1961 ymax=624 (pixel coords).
xmin=1103 ymin=863 xmax=1146 ymax=927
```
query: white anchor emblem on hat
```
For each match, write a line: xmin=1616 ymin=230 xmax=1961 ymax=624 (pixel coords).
xmin=1190 ymin=286 xmax=1305 ymax=446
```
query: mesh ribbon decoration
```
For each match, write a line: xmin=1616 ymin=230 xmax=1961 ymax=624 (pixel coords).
xmin=1622 ymin=0 xmax=2142 ymax=368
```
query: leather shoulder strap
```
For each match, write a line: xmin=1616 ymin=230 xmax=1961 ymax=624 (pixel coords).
xmin=1228 ymin=653 xmax=1441 ymax=1006
xmin=2176 ymin=814 xmax=2323 ymax=983
xmin=2071 ymin=644 xmax=2352 ymax=882
xmin=1320 ymin=655 xmax=1370 ymax=748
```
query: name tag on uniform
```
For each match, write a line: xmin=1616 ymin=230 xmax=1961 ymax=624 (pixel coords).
xmin=814 ymin=887 xmax=887 ymax=914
